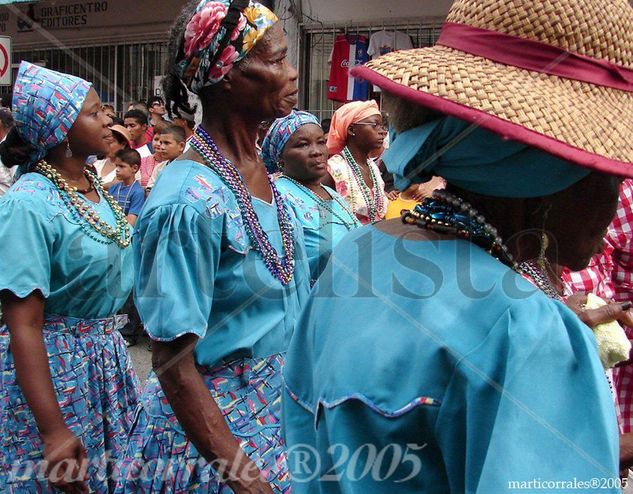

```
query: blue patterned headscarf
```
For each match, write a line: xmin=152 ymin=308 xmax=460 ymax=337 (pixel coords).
xmin=383 ymin=116 xmax=592 ymax=198
xmin=12 ymin=61 xmax=92 ymax=165
xmin=261 ymin=110 xmax=321 ymax=173
xmin=176 ymin=0 xmax=277 ymax=94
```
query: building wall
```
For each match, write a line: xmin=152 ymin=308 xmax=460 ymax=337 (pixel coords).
xmin=0 ymin=0 xmax=189 ymax=49
xmin=301 ymin=0 xmax=452 ymax=24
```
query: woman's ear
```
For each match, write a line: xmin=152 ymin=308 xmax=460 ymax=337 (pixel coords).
xmin=348 ymin=125 xmax=355 ymax=137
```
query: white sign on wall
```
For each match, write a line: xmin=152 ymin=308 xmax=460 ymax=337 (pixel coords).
xmin=0 ymin=36 xmax=11 ymax=86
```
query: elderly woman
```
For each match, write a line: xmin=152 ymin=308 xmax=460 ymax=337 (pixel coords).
xmin=262 ymin=110 xmax=360 ymax=283
xmin=0 ymin=62 xmax=139 ymax=493
xmin=326 ymin=100 xmax=389 ymax=224
xmin=282 ymin=0 xmax=633 ymax=491
xmin=115 ymin=1 xmax=310 ymax=493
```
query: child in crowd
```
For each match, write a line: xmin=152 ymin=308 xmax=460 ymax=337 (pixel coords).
xmin=140 ymin=122 xmax=167 ymax=188
xmin=123 ymin=109 xmax=152 ymax=158
xmin=109 ymin=148 xmax=145 ymax=226
xmin=146 ymin=125 xmax=186 ymax=189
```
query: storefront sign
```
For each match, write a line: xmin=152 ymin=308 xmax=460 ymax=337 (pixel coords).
xmin=16 ymin=1 xmax=109 ymax=32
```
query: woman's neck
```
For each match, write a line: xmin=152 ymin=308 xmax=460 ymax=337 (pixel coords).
xmin=200 ymin=114 xmax=260 ymax=170
xmin=48 ymin=153 xmax=88 ymax=182
xmin=346 ymin=141 xmax=370 ymax=168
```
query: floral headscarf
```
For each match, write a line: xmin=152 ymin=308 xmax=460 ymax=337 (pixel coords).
xmin=261 ymin=110 xmax=321 ymax=173
xmin=12 ymin=61 xmax=92 ymax=165
xmin=176 ymin=0 xmax=278 ymax=94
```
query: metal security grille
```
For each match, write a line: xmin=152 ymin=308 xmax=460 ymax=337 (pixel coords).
xmin=2 ymin=41 xmax=169 ymax=114
xmin=299 ymin=21 xmax=443 ymax=121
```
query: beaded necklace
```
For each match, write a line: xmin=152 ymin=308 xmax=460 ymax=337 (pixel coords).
xmin=402 ymin=190 xmax=561 ymax=299
xmin=278 ymin=175 xmax=361 ymax=231
xmin=190 ymin=127 xmax=296 ymax=285
xmin=35 ymin=160 xmax=131 ymax=248
xmin=341 ymin=146 xmax=384 ymax=223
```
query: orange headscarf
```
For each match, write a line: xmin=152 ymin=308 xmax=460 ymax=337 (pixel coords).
xmin=326 ymin=100 xmax=383 ymax=156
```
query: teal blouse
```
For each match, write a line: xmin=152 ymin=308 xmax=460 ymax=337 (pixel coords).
xmin=133 ymin=160 xmax=311 ymax=367
xmin=276 ymin=176 xmax=360 ymax=281
xmin=0 ymin=173 xmax=133 ymax=318
xmin=283 ymin=225 xmax=619 ymax=493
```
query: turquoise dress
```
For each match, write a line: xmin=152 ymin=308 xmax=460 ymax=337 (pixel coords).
xmin=283 ymin=225 xmax=620 ymax=493
xmin=276 ymin=176 xmax=360 ymax=282
xmin=0 ymin=173 xmax=139 ymax=493
xmin=116 ymin=159 xmax=311 ymax=493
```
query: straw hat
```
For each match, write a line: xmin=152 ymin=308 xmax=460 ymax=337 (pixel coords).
xmin=110 ymin=124 xmax=132 ymax=147
xmin=351 ymin=0 xmax=633 ymax=177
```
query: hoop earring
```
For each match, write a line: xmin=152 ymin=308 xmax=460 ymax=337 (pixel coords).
xmin=65 ymin=141 xmax=73 ymax=158
xmin=538 ymin=202 xmax=552 ymax=271
xmin=538 ymin=232 xmax=549 ymax=271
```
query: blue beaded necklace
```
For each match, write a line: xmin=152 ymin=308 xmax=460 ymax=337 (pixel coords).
xmin=190 ymin=127 xmax=296 ymax=285
xmin=402 ymin=189 xmax=516 ymax=269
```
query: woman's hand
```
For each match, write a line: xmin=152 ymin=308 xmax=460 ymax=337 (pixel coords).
xmin=42 ymin=426 xmax=88 ymax=494
xmin=565 ymin=294 xmax=633 ymax=328
xmin=386 ymin=190 xmax=399 ymax=201
xmin=226 ymin=456 xmax=275 ymax=494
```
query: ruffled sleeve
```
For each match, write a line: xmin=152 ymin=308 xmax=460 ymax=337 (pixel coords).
xmin=133 ymin=203 xmax=219 ymax=341
xmin=0 ymin=198 xmax=53 ymax=298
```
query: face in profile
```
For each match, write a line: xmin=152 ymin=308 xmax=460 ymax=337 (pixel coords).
xmin=67 ymin=89 xmax=113 ymax=157
xmin=280 ymin=124 xmax=328 ymax=183
xmin=229 ymin=23 xmax=299 ymax=120
xmin=546 ymin=172 xmax=623 ymax=271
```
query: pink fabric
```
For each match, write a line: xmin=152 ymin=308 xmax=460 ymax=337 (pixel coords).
xmin=140 ymin=155 xmax=160 ymax=188
xmin=438 ymin=23 xmax=633 ymax=93
xmin=563 ymin=179 xmax=633 ymax=432
xmin=351 ymin=65 xmax=633 ymax=178
xmin=326 ymin=100 xmax=382 ymax=156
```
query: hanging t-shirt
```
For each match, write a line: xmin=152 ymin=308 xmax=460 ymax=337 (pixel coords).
xmin=328 ymin=34 xmax=370 ymax=103
xmin=368 ymin=30 xmax=414 ymax=91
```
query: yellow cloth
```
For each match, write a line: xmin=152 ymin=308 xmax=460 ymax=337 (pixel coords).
xmin=385 ymin=194 xmax=420 ymax=219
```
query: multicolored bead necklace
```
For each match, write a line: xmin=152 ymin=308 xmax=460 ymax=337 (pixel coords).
xmin=402 ymin=190 xmax=561 ymax=298
xmin=35 ymin=160 xmax=131 ymax=248
xmin=341 ymin=146 xmax=383 ymax=223
xmin=278 ymin=175 xmax=361 ymax=231
xmin=190 ymin=127 xmax=296 ymax=285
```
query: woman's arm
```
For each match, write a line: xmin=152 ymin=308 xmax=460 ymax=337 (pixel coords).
xmin=153 ymin=334 xmax=273 ymax=494
xmin=2 ymin=290 xmax=87 ymax=493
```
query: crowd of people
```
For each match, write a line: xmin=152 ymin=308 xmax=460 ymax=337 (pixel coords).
xmin=1 ymin=0 xmax=633 ymax=492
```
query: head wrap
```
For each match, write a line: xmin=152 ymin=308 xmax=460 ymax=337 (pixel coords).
xmin=176 ymin=0 xmax=278 ymax=94
xmin=383 ymin=116 xmax=592 ymax=198
xmin=261 ymin=110 xmax=321 ymax=173
xmin=326 ymin=100 xmax=383 ymax=156
xmin=12 ymin=61 xmax=92 ymax=165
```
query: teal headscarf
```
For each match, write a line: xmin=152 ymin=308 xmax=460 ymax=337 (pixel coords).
xmin=383 ymin=116 xmax=591 ymax=198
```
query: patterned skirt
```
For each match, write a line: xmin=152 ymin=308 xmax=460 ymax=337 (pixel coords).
xmin=0 ymin=314 xmax=141 ymax=493
xmin=115 ymin=353 xmax=290 ymax=493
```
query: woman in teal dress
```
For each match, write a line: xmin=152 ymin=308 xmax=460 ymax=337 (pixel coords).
xmin=0 ymin=62 xmax=139 ymax=493
xmin=115 ymin=1 xmax=310 ymax=492
xmin=262 ymin=110 xmax=361 ymax=283
xmin=283 ymin=0 xmax=633 ymax=492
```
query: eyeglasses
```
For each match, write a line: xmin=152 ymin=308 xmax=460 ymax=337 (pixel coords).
xmin=353 ymin=122 xmax=387 ymax=130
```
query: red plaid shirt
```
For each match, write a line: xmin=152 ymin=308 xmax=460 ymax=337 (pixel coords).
xmin=563 ymin=179 xmax=633 ymax=432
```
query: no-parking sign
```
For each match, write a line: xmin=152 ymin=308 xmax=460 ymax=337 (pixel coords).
xmin=0 ymin=37 xmax=11 ymax=86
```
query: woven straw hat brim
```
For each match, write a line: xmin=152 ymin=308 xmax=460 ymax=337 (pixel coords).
xmin=353 ymin=46 xmax=633 ymax=178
